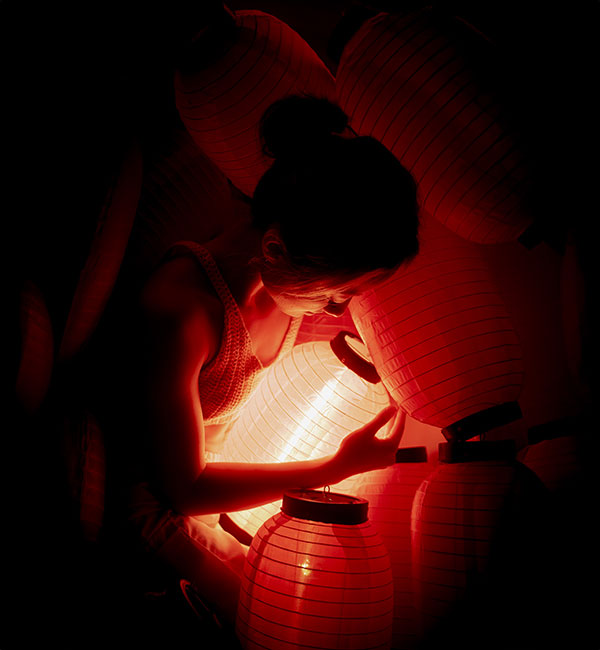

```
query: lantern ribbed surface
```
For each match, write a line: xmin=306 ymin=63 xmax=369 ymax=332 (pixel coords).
xmin=349 ymin=449 xmax=435 ymax=650
xmin=236 ymin=491 xmax=394 ymax=649
xmin=336 ymin=10 xmax=533 ymax=243
xmin=58 ymin=142 xmax=143 ymax=362
xmin=410 ymin=441 xmax=547 ymax=644
xmin=220 ymin=337 xmax=391 ymax=537
xmin=175 ymin=10 xmax=336 ymax=197
xmin=123 ymin=128 xmax=238 ymax=289
xmin=16 ymin=280 xmax=54 ymax=414
xmin=350 ymin=214 xmax=524 ymax=431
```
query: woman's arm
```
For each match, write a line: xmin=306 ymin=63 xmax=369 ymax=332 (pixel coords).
xmin=140 ymin=259 xmax=404 ymax=517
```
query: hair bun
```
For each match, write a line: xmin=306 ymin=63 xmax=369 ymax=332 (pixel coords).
xmin=261 ymin=95 xmax=349 ymax=159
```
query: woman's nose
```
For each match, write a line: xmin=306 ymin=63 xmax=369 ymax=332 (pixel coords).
xmin=323 ymin=298 xmax=352 ymax=317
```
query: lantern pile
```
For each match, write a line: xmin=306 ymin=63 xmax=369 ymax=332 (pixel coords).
xmin=219 ymin=332 xmax=391 ymax=537
xmin=236 ymin=488 xmax=394 ymax=650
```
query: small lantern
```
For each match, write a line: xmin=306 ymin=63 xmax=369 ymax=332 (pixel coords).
xmin=220 ymin=332 xmax=391 ymax=537
xmin=350 ymin=214 xmax=524 ymax=440
xmin=175 ymin=10 xmax=336 ymax=197
xmin=410 ymin=440 xmax=548 ymax=646
xmin=349 ymin=447 xmax=435 ymax=650
xmin=236 ymin=488 xmax=394 ymax=650
xmin=336 ymin=9 xmax=533 ymax=244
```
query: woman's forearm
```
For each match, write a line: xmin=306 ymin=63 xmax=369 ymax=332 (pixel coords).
xmin=175 ymin=456 xmax=345 ymax=516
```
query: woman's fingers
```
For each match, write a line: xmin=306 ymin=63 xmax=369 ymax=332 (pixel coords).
xmin=387 ymin=408 xmax=407 ymax=445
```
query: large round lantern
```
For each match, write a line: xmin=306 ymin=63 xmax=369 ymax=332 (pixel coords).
xmin=335 ymin=9 xmax=533 ymax=244
xmin=236 ymin=488 xmax=394 ymax=650
xmin=350 ymin=214 xmax=524 ymax=440
xmin=220 ymin=332 xmax=391 ymax=537
xmin=349 ymin=447 xmax=435 ymax=650
xmin=410 ymin=440 xmax=549 ymax=647
xmin=175 ymin=9 xmax=336 ymax=197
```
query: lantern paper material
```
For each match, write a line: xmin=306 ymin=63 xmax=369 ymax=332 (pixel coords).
xmin=58 ymin=142 xmax=143 ymax=362
xmin=220 ymin=338 xmax=391 ymax=537
xmin=15 ymin=280 xmax=54 ymax=414
xmin=350 ymin=450 xmax=435 ymax=650
xmin=410 ymin=442 xmax=547 ymax=644
xmin=350 ymin=214 xmax=524 ymax=432
xmin=175 ymin=10 xmax=336 ymax=197
xmin=236 ymin=492 xmax=394 ymax=649
xmin=336 ymin=9 xmax=533 ymax=243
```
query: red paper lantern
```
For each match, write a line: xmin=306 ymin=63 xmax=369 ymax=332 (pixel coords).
xmin=58 ymin=142 xmax=143 ymax=362
xmin=236 ymin=488 xmax=394 ymax=650
xmin=15 ymin=280 xmax=54 ymax=414
xmin=348 ymin=447 xmax=435 ymax=650
xmin=336 ymin=10 xmax=533 ymax=243
xmin=350 ymin=214 xmax=524 ymax=438
xmin=220 ymin=332 xmax=391 ymax=537
xmin=410 ymin=440 xmax=548 ymax=645
xmin=175 ymin=10 xmax=336 ymax=197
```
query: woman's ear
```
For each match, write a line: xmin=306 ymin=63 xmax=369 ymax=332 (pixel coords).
xmin=261 ymin=228 xmax=288 ymax=264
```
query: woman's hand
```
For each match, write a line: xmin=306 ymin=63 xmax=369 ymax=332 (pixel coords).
xmin=331 ymin=405 xmax=406 ymax=481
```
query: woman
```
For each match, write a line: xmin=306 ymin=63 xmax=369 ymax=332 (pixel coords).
xmin=122 ymin=95 xmax=420 ymax=628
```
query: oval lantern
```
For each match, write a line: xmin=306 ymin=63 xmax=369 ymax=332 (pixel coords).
xmin=350 ymin=214 xmax=524 ymax=439
xmin=410 ymin=440 xmax=549 ymax=647
xmin=219 ymin=332 xmax=391 ymax=537
xmin=336 ymin=9 xmax=534 ymax=243
xmin=15 ymin=280 xmax=54 ymax=415
xmin=58 ymin=141 xmax=143 ymax=362
xmin=175 ymin=9 xmax=336 ymax=197
xmin=350 ymin=446 xmax=435 ymax=650
xmin=121 ymin=128 xmax=238 ymax=292
xmin=236 ymin=488 xmax=394 ymax=650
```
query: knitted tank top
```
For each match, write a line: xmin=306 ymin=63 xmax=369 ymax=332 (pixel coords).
xmin=167 ymin=241 xmax=302 ymax=426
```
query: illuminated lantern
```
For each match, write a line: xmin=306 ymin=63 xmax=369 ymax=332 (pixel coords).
xmin=122 ymin=128 xmax=238 ymax=290
xmin=294 ymin=310 xmax=359 ymax=346
xmin=350 ymin=214 xmax=524 ymax=439
xmin=58 ymin=142 xmax=143 ymax=362
xmin=220 ymin=332 xmax=391 ymax=537
xmin=336 ymin=9 xmax=534 ymax=243
xmin=350 ymin=447 xmax=435 ymax=650
xmin=15 ymin=280 xmax=54 ymax=415
xmin=175 ymin=9 xmax=336 ymax=197
xmin=410 ymin=440 xmax=548 ymax=646
xmin=236 ymin=488 xmax=394 ymax=650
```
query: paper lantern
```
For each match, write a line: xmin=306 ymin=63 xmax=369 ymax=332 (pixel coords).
xmin=349 ymin=447 xmax=435 ymax=650
xmin=220 ymin=332 xmax=391 ymax=537
xmin=336 ymin=9 xmax=533 ymax=243
xmin=294 ymin=310 xmax=359 ymax=346
xmin=58 ymin=141 xmax=143 ymax=361
xmin=236 ymin=488 xmax=394 ymax=650
xmin=175 ymin=10 xmax=336 ymax=197
xmin=410 ymin=440 xmax=548 ymax=645
xmin=15 ymin=280 xmax=54 ymax=414
xmin=350 ymin=214 xmax=524 ymax=438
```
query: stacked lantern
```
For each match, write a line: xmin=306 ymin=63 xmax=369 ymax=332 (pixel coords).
xmin=350 ymin=214 xmax=524 ymax=439
xmin=336 ymin=9 xmax=533 ymax=244
xmin=220 ymin=332 xmax=391 ymax=537
xmin=175 ymin=9 xmax=336 ymax=197
xmin=410 ymin=440 xmax=549 ymax=646
xmin=350 ymin=446 xmax=435 ymax=650
xmin=236 ymin=488 xmax=394 ymax=650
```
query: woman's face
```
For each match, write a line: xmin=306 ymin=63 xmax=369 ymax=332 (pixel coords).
xmin=263 ymin=268 xmax=395 ymax=318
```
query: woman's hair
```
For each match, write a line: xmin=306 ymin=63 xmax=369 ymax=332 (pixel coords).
xmin=251 ymin=94 xmax=420 ymax=285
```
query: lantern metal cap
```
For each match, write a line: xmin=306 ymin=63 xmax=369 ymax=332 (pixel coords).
xmin=439 ymin=440 xmax=517 ymax=464
xmin=330 ymin=331 xmax=381 ymax=384
xmin=395 ymin=446 xmax=428 ymax=463
xmin=282 ymin=488 xmax=369 ymax=525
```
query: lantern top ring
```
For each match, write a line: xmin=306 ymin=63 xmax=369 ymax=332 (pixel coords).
xmin=282 ymin=488 xmax=369 ymax=525
xmin=329 ymin=331 xmax=381 ymax=384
